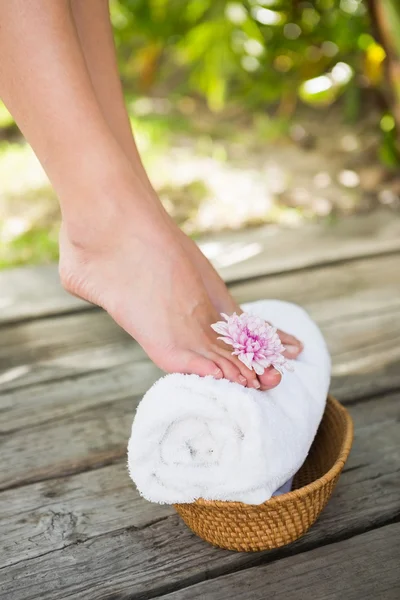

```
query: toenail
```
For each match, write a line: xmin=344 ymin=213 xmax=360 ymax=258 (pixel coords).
xmin=214 ymin=368 xmax=223 ymax=378
xmin=270 ymin=369 xmax=282 ymax=382
xmin=284 ymin=344 xmax=300 ymax=356
xmin=238 ymin=375 xmax=247 ymax=385
xmin=252 ymin=380 xmax=261 ymax=389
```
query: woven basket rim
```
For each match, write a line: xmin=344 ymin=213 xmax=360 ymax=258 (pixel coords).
xmin=188 ymin=395 xmax=354 ymax=510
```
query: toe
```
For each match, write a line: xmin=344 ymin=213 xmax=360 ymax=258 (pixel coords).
xmin=210 ymin=354 xmax=248 ymax=387
xmin=258 ymin=366 xmax=282 ymax=391
xmin=178 ymin=352 xmax=223 ymax=379
xmin=232 ymin=358 xmax=260 ymax=389
xmin=278 ymin=329 xmax=303 ymax=359
xmin=215 ymin=347 xmax=260 ymax=388
xmin=233 ymin=357 xmax=260 ymax=389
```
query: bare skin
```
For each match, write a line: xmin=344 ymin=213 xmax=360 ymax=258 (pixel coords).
xmin=70 ymin=0 xmax=303 ymax=387
xmin=0 ymin=0 xmax=302 ymax=389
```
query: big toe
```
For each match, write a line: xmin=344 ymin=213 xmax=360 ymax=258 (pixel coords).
xmin=258 ymin=366 xmax=282 ymax=391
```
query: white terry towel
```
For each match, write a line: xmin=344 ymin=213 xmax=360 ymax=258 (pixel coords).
xmin=128 ymin=300 xmax=331 ymax=505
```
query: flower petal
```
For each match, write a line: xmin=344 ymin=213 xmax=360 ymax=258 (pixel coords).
xmin=238 ymin=352 xmax=254 ymax=370
xmin=254 ymin=357 xmax=270 ymax=368
xmin=221 ymin=312 xmax=233 ymax=321
xmin=217 ymin=336 xmax=234 ymax=346
xmin=211 ymin=322 xmax=230 ymax=336
xmin=211 ymin=311 xmax=292 ymax=376
xmin=253 ymin=363 xmax=265 ymax=375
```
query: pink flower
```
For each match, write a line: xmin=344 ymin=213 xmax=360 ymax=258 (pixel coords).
xmin=211 ymin=312 xmax=291 ymax=376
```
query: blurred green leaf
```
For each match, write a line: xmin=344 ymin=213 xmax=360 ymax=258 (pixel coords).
xmin=0 ymin=227 xmax=59 ymax=269
xmin=0 ymin=102 xmax=14 ymax=129
xmin=111 ymin=0 xmax=373 ymax=111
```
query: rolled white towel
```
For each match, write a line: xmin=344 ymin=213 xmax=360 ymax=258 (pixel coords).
xmin=128 ymin=300 xmax=331 ymax=505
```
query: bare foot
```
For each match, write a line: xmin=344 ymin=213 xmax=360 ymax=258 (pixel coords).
xmin=176 ymin=230 xmax=304 ymax=390
xmin=118 ymin=186 xmax=303 ymax=391
xmin=140 ymin=200 xmax=303 ymax=390
xmin=59 ymin=199 xmax=263 ymax=389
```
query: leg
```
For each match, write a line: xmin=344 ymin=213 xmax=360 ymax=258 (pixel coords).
xmin=70 ymin=0 xmax=150 ymax=185
xmin=70 ymin=0 xmax=303 ymax=389
xmin=0 ymin=0 xmax=262 ymax=386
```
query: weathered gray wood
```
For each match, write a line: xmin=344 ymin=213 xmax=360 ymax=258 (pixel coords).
xmin=0 ymin=309 xmax=146 ymax=391
xmin=0 ymin=308 xmax=143 ymax=371
xmin=235 ymin=253 xmax=400 ymax=377
xmin=158 ymin=523 xmax=400 ymax=600
xmin=0 ymin=264 xmax=86 ymax=325
xmin=0 ymin=396 xmax=134 ymax=490
xmin=1 ymin=211 xmax=400 ymax=325
xmin=1 ymin=218 xmax=400 ymax=599
xmin=1 ymin=474 xmax=399 ymax=600
xmin=2 ymin=253 xmax=400 ymax=393
xmin=233 ymin=253 xmax=400 ymax=324
xmin=331 ymin=359 xmax=400 ymax=402
xmin=2 ymin=300 xmax=400 ymax=435
xmin=210 ymin=210 xmax=400 ymax=282
xmin=1 ymin=217 xmax=400 ymax=599
xmin=0 ymin=360 xmax=163 ymax=433
xmin=1 ymin=391 xmax=398 ymax=572
xmin=0 ymin=463 xmax=174 ymax=569
xmin=241 ymin=253 xmax=398 ymax=385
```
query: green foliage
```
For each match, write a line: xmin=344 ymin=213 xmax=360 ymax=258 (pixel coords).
xmin=1 ymin=2 xmax=397 ymax=134
xmin=111 ymin=0 xmax=372 ymax=111
xmin=1 ymin=0 xmax=399 ymax=269
xmin=0 ymin=226 xmax=59 ymax=269
xmin=0 ymin=103 xmax=14 ymax=129
xmin=111 ymin=0 xmax=400 ymax=162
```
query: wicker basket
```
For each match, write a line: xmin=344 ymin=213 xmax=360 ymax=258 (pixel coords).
xmin=174 ymin=395 xmax=353 ymax=552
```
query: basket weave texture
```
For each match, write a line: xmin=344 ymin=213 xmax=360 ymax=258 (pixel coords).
xmin=174 ymin=395 xmax=353 ymax=552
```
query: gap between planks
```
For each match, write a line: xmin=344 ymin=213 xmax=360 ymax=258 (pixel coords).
xmin=1 ymin=209 xmax=400 ymax=326
xmin=154 ymin=522 xmax=400 ymax=600
xmin=1 ymin=252 xmax=400 ymax=393
xmin=1 ymin=489 xmax=399 ymax=599
xmin=1 ymin=356 xmax=399 ymax=595
xmin=1 ymin=389 xmax=399 ymax=571
xmin=1 ymin=216 xmax=400 ymax=598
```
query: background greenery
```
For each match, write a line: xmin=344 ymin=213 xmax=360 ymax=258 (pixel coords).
xmin=0 ymin=0 xmax=399 ymax=268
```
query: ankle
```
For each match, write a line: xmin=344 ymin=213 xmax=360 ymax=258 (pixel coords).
xmin=61 ymin=177 xmax=165 ymax=251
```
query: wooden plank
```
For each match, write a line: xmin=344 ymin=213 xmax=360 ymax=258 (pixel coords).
xmin=0 ymin=253 xmax=400 ymax=446
xmin=0 ymin=264 xmax=86 ymax=325
xmin=0 ymin=309 xmax=143 ymax=371
xmin=1 ymin=242 xmax=399 ymax=595
xmin=233 ymin=253 xmax=400 ymax=324
xmin=1 ymin=253 xmax=400 ymax=392
xmin=158 ymin=523 xmax=400 ymax=600
xmin=234 ymin=252 xmax=400 ymax=378
xmin=2 ymin=351 xmax=400 ymax=436
xmin=1 ymin=219 xmax=399 ymax=598
xmin=331 ymin=358 xmax=400 ymax=403
xmin=1 ymin=460 xmax=399 ymax=600
xmin=1 ymin=299 xmax=400 ymax=434
xmin=0 ymin=463 xmax=174 ymax=569
xmin=0 ymin=361 xmax=162 ymax=433
xmin=1 ymin=210 xmax=400 ymax=325
xmin=0 ymin=309 xmax=146 ymax=390
xmin=208 ymin=209 xmax=400 ymax=282
xmin=1 ymin=391 xmax=398 ymax=571
xmin=0 ymin=395 xmax=133 ymax=490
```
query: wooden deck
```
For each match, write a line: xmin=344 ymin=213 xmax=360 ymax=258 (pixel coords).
xmin=1 ymin=210 xmax=400 ymax=600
